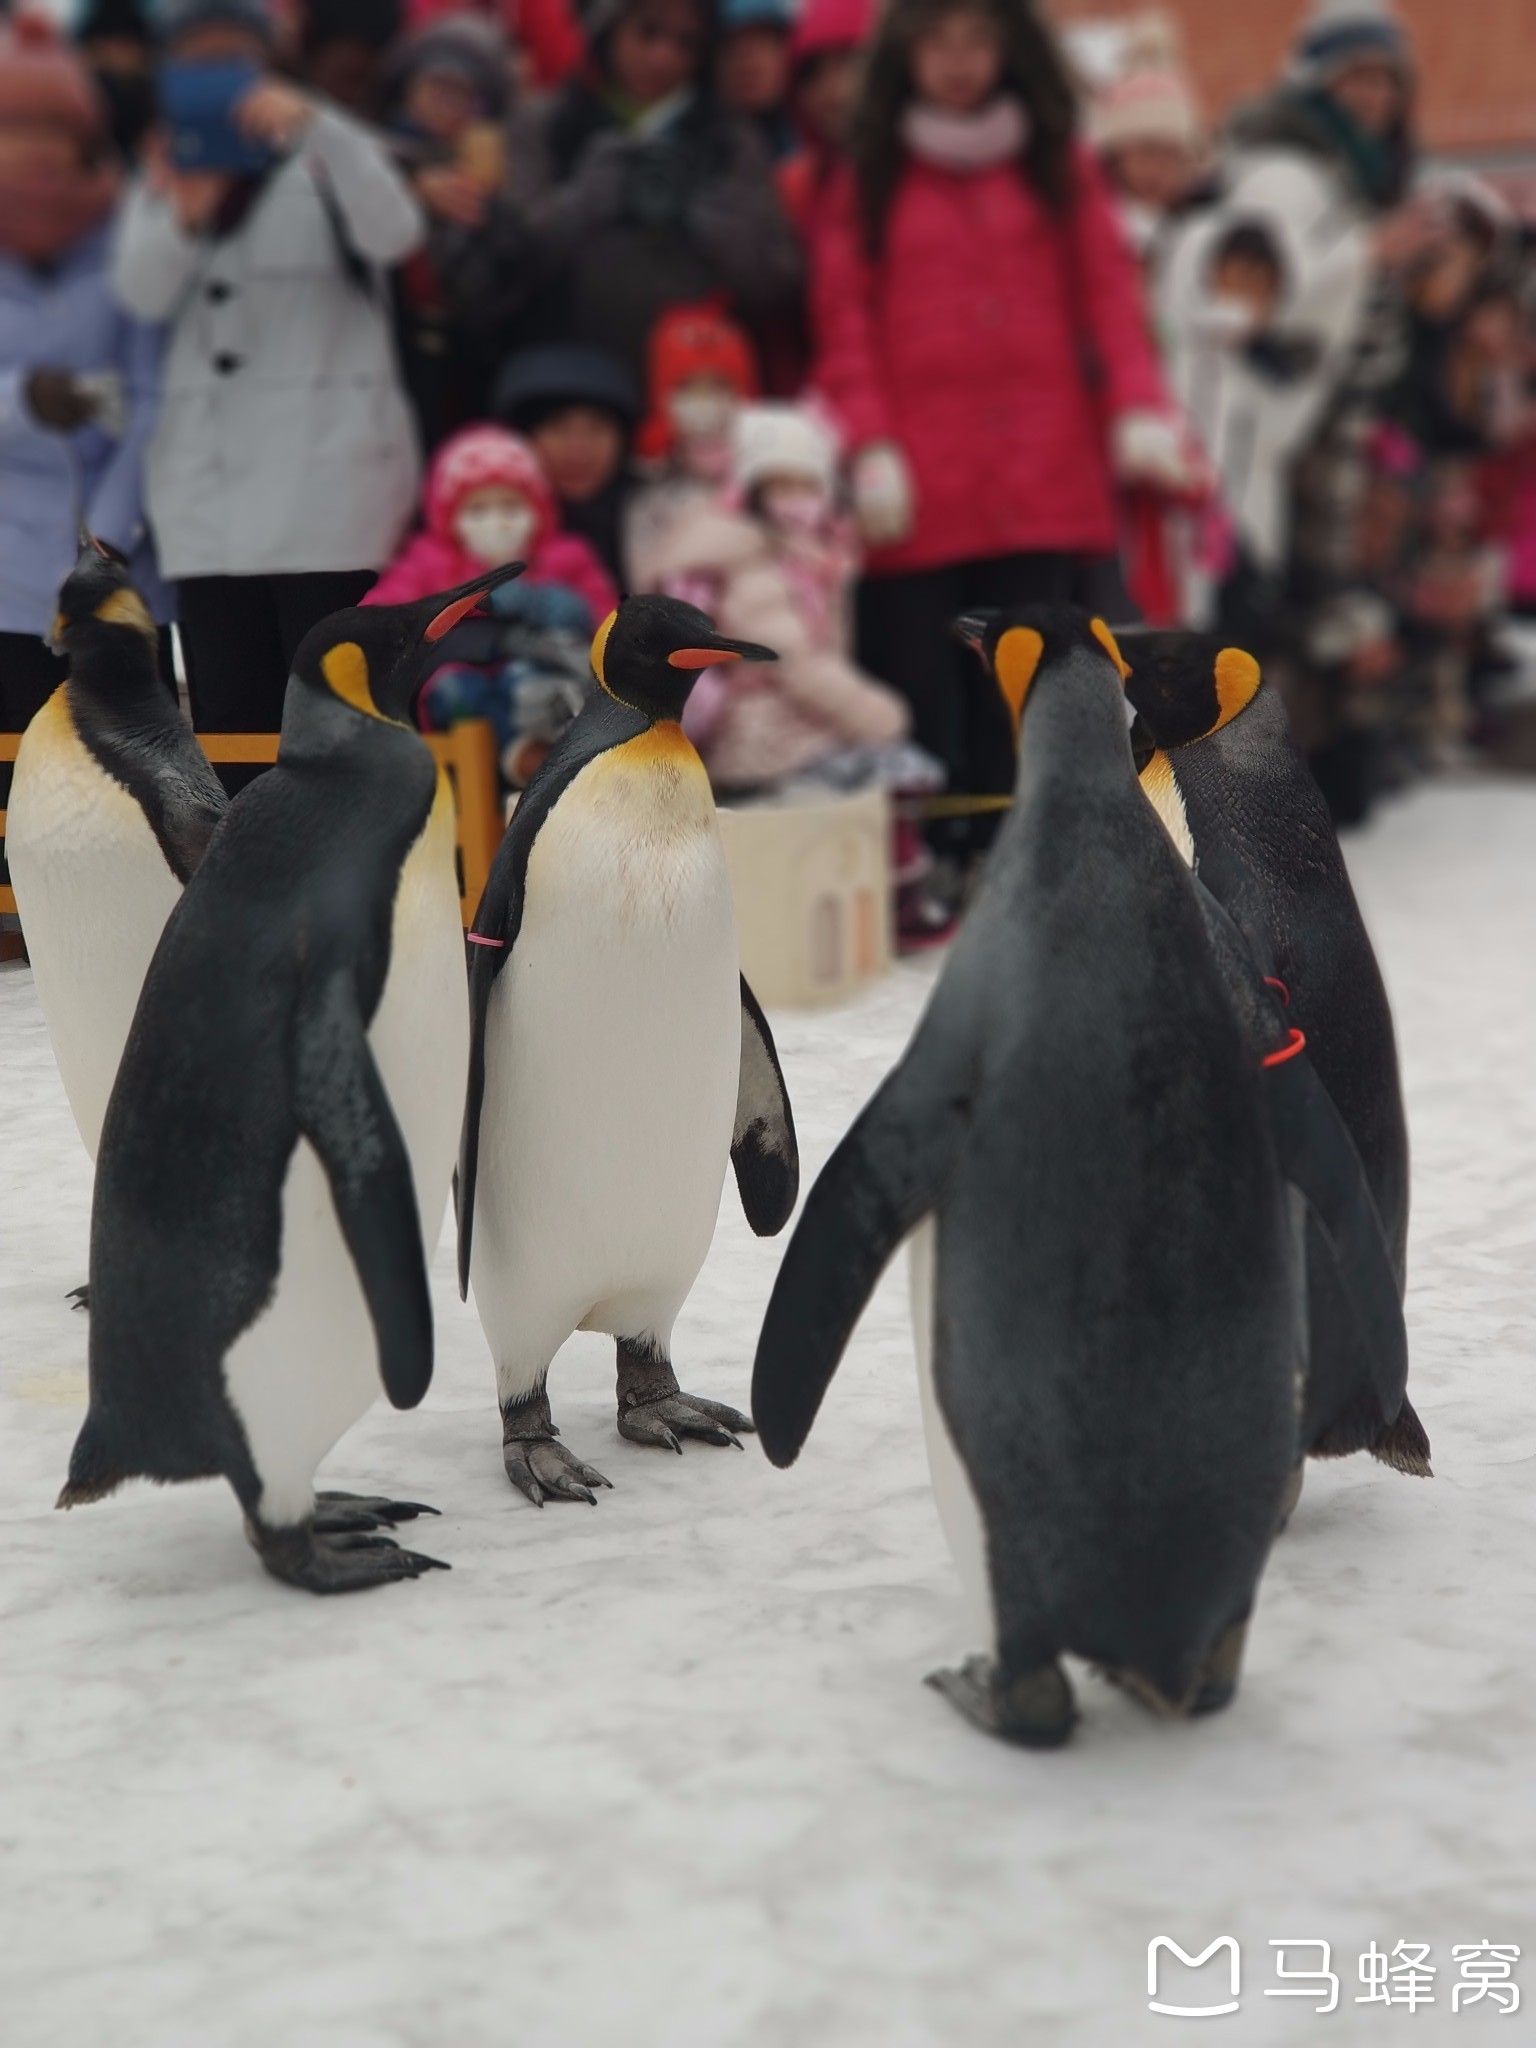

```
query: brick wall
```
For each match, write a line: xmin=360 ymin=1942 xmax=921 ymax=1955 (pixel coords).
xmin=1048 ymin=0 xmax=1536 ymax=157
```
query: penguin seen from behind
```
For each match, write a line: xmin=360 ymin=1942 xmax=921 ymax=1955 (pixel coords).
xmin=59 ymin=566 xmax=520 ymax=1592
xmin=753 ymin=608 xmax=1408 ymax=1746
xmin=457 ymin=594 xmax=799 ymax=1506
xmin=1123 ymin=630 xmax=1427 ymax=1479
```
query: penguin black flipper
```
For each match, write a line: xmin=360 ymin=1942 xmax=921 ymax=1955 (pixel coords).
xmin=732 ymin=976 xmax=799 ymax=1236
xmin=80 ymin=719 xmax=228 ymax=884
xmin=752 ymin=1006 xmax=978 ymax=1467
xmin=456 ymin=692 xmax=650 ymax=1298
xmin=293 ymin=969 xmax=434 ymax=1410
xmin=1192 ymin=880 xmax=1412 ymax=1441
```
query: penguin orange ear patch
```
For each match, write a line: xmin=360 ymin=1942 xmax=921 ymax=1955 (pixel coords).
xmin=1090 ymin=618 xmax=1130 ymax=680
xmin=1207 ymin=648 xmax=1262 ymax=734
xmin=993 ymin=626 xmax=1044 ymax=739
xmin=94 ymin=587 xmax=157 ymax=644
xmin=668 ymin=648 xmax=737 ymax=669
xmin=322 ymin=641 xmax=378 ymax=720
xmin=590 ymin=609 xmax=618 ymax=689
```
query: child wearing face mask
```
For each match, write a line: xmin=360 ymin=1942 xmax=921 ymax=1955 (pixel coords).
xmin=646 ymin=403 xmax=952 ymax=946
xmin=365 ymin=424 xmax=617 ymax=780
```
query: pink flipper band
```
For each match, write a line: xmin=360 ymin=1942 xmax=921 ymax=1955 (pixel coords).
xmin=466 ymin=934 xmax=506 ymax=948
xmin=1264 ymin=976 xmax=1290 ymax=1005
xmin=1263 ymin=1027 xmax=1307 ymax=1069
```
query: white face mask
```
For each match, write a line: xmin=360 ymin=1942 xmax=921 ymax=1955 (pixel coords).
xmin=455 ymin=504 xmax=537 ymax=566
xmin=670 ymin=388 xmax=737 ymax=441
xmin=759 ymin=480 xmax=830 ymax=537
xmin=1197 ymin=295 xmax=1263 ymax=346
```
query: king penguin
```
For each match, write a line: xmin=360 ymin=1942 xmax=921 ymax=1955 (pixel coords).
xmin=1122 ymin=630 xmax=1428 ymax=1478
xmin=457 ymin=594 xmax=799 ymax=1505
xmin=6 ymin=537 xmax=226 ymax=1166
xmin=752 ymin=608 xmax=1408 ymax=1746
xmin=58 ymin=566 xmax=518 ymax=1592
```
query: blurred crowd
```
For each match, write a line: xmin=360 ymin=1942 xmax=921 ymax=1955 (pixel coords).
xmin=1 ymin=0 xmax=1533 ymax=944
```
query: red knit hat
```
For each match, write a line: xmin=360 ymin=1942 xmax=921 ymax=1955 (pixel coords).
xmin=425 ymin=424 xmax=556 ymax=545
xmin=0 ymin=19 xmax=109 ymax=143
xmin=791 ymin=0 xmax=872 ymax=70
xmin=637 ymin=298 xmax=760 ymax=461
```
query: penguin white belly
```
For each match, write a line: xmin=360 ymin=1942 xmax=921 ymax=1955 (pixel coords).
xmin=472 ymin=732 xmax=741 ymax=1389
xmin=910 ymin=1218 xmax=997 ymax=1656
xmin=223 ymin=780 xmax=469 ymax=1527
xmin=7 ymin=690 xmax=183 ymax=1159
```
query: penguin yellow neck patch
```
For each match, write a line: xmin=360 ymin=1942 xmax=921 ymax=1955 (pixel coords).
xmin=1207 ymin=648 xmax=1262 ymax=735
xmin=1090 ymin=618 xmax=1130 ymax=680
xmin=590 ymin=609 xmax=618 ymax=692
xmin=322 ymin=642 xmax=383 ymax=722
xmin=93 ymin=588 xmax=158 ymax=645
xmin=993 ymin=626 xmax=1044 ymax=740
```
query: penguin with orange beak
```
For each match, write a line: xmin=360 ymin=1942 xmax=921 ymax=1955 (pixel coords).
xmin=60 ymin=566 xmax=521 ymax=1592
xmin=457 ymin=594 xmax=799 ymax=1505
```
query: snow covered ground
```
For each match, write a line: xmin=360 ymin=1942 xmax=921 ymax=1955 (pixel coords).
xmin=3 ymin=777 xmax=1535 ymax=2047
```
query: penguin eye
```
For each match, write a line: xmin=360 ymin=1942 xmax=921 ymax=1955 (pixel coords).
xmin=1204 ymin=649 xmax=1262 ymax=736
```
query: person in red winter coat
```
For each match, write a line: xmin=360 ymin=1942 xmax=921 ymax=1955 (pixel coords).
xmin=777 ymin=0 xmax=871 ymax=238
xmin=367 ymin=421 xmax=617 ymax=619
xmin=404 ymin=0 xmax=584 ymax=92
xmin=808 ymin=0 xmax=1178 ymax=865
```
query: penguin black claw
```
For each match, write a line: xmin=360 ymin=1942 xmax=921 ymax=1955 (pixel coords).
xmin=67 ymin=1285 xmax=89 ymax=1313
xmin=925 ymin=1656 xmax=1078 ymax=1750
xmin=312 ymin=1491 xmax=441 ymax=1533
xmin=251 ymin=1520 xmax=450 ymax=1594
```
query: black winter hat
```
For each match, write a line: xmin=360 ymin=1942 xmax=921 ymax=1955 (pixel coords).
xmin=494 ymin=347 xmax=643 ymax=433
xmin=157 ymin=0 xmax=278 ymax=50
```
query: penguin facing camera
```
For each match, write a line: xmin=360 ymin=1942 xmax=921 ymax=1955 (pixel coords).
xmin=753 ymin=608 xmax=1408 ymax=1748
xmin=1121 ymin=628 xmax=1427 ymax=1480
xmin=457 ymin=594 xmax=800 ymax=1506
xmin=59 ymin=564 xmax=523 ymax=1594
xmin=6 ymin=535 xmax=227 ymax=1305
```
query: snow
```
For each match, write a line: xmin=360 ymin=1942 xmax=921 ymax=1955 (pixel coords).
xmin=3 ymin=777 xmax=1535 ymax=2046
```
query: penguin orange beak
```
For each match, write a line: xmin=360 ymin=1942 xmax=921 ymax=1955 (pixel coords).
xmin=667 ymin=635 xmax=778 ymax=668
xmin=423 ymin=561 xmax=527 ymax=643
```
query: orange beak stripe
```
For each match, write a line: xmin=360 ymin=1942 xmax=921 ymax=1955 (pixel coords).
xmin=668 ymin=648 xmax=739 ymax=669
xmin=426 ymin=590 xmax=489 ymax=643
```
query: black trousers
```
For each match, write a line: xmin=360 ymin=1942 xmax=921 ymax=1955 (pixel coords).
xmin=855 ymin=552 xmax=1082 ymax=853
xmin=178 ymin=570 xmax=377 ymax=732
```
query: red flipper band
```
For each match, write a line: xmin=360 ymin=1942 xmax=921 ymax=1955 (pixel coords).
xmin=466 ymin=933 xmax=506 ymax=948
xmin=1263 ymin=1027 xmax=1307 ymax=1068
xmin=1264 ymin=976 xmax=1290 ymax=1005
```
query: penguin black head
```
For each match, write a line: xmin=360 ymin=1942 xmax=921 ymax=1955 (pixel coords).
xmin=953 ymin=605 xmax=1130 ymax=742
xmin=1117 ymin=629 xmax=1265 ymax=749
xmin=52 ymin=532 xmax=157 ymax=660
xmin=590 ymin=595 xmax=777 ymax=722
xmin=291 ymin=562 xmax=526 ymax=728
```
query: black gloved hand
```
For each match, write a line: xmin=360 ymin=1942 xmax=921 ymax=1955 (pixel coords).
xmin=25 ymin=367 xmax=99 ymax=432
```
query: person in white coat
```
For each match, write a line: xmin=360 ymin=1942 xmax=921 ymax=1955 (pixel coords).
xmin=113 ymin=0 xmax=424 ymax=740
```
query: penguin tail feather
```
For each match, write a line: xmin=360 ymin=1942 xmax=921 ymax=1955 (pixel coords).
xmin=56 ymin=1414 xmax=131 ymax=1509
xmin=1368 ymin=1396 xmax=1432 ymax=1479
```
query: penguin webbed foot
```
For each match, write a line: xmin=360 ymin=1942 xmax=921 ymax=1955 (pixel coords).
xmin=67 ymin=1283 xmax=89 ymax=1313
xmin=504 ymin=1436 xmax=612 ymax=1507
xmin=615 ymin=1344 xmax=754 ymax=1454
xmin=251 ymin=1517 xmax=449 ymax=1593
xmin=925 ymin=1654 xmax=1077 ymax=1749
xmin=312 ymin=1490 xmax=441 ymax=1534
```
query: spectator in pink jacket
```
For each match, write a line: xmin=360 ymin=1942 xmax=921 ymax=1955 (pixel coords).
xmin=808 ymin=0 xmax=1177 ymax=869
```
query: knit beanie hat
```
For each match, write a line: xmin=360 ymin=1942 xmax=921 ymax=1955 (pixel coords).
xmin=721 ymin=0 xmax=795 ymax=33
xmin=157 ymin=0 xmax=278 ymax=51
xmin=426 ymin=425 xmax=557 ymax=546
xmin=0 ymin=17 xmax=109 ymax=141
xmin=733 ymin=403 xmax=838 ymax=495
xmin=494 ymin=346 xmax=642 ymax=434
xmin=1289 ymin=0 xmax=1411 ymax=88
xmin=384 ymin=13 xmax=509 ymax=119
xmin=791 ymin=0 xmax=870 ymax=69
xmin=1092 ymin=63 xmax=1202 ymax=155
xmin=637 ymin=299 xmax=760 ymax=458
